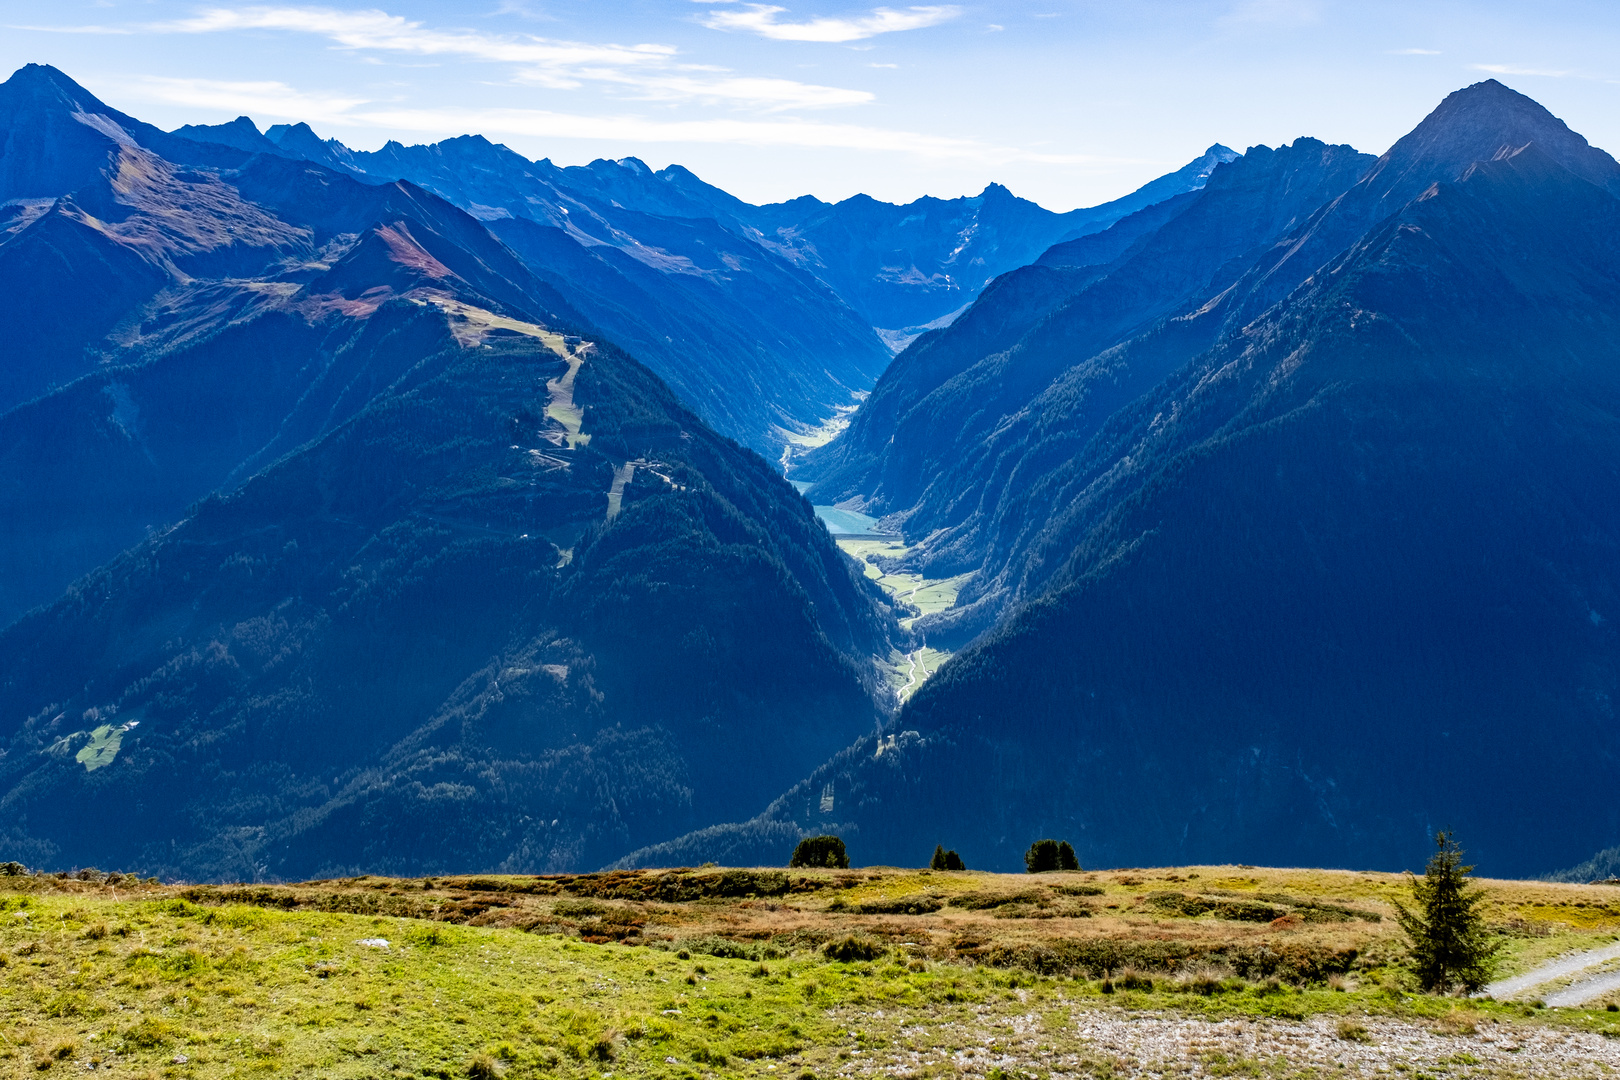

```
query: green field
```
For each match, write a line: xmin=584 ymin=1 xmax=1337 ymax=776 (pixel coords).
xmin=837 ymin=538 xmax=972 ymax=698
xmin=833 ymin=539 xmax=970 ymax=629
xmin=5 ymin=866 xmax=1620 ymax=1079
xmin=72 ymin=724 xmax=124 ymax=772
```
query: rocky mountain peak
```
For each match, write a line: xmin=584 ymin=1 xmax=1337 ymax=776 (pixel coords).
xmin=1364 ymin=78 xmax=1620 ymax=203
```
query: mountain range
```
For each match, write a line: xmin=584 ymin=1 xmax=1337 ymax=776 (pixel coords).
xmin=628 ymin=80 xmax=1620 ymax=879
xmin=169 ymin=109 xmax=1233 ymax=455
xmin=0 ymin=63 xmax=901 ymax=878
xmin=4 ymin=64 xmax=1619 ymax=881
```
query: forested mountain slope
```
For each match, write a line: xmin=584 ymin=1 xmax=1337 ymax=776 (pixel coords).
xmin=799 ymin=80 xmax=1620 ymax=644
xmin=796 ymin=139 xmax=1371 ymax=601
xmin=624 ymin=84 xmax=1620 ymax=879
xmin=0 ymin=66 xmax=902 ymax=878
xmin=263 ymin=134 xmax=893 ymax=456
xmin=0 ymin=67 xmax=575 ymax=623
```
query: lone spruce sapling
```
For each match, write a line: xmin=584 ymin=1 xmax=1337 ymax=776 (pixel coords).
xmin=931 ymin=846 xmax=966 ymax=871
xmin=1394 ymin=831 xmax=1499 ymax=992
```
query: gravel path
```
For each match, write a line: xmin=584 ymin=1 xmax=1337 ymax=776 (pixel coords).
xmin=1547 ymin=968 xmax=1620 ymax=1007
xmin=1484 ymin=941 xmax=1620 ymax=1000
xmin=836 ymin=1006 xmax=1620 ymax=1079
xmin=1056 ymin=1011 xmax=1620 ymax=1077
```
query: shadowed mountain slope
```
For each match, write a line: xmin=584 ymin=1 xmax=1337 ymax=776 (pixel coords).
xmin=798 ymin=81 xmax=1620 ymax=644
xmin=797 ymin=139 xmax=1373 ymax=549
xmin=0 ymin=67 xmax=906 ymax=878
xmin=0 ymin=129 xmax=586 ymax=623
xmin=623 ymin=89 xmax=1620 ymax=880
xmin=0 ymin=312 xmax=899 ymax=879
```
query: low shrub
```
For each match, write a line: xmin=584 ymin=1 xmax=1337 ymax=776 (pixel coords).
xmin=1114 ymin=968 xmax=1153 ymax=991
xmin=673 ymin=936 xmax=781 ymax=961
xmin=823 ymin=935 xmax=884 ymax=962
xmin=1054 ymin=884 xmax=1104 ymax=896
xmin=855 ymin=896 xmax=943 ymax=915
xmin=1144 ymin=892 xmax=1285 ymax=923
xmin=948 ymin=890 xmax=1044 ymax=910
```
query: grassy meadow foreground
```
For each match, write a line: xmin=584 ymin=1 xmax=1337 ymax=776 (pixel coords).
xmin=4 ymin=865 xmax=1620 ymax=1079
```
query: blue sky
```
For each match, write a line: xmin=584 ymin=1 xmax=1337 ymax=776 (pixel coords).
xmin=4 ymin=1 xmax=1618 ymax=209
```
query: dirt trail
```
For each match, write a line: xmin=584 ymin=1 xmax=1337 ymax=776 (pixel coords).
xmin=1484 ymin=940 xmax=1620 ymax=1001
xmin=1547 ymin=968 xmax=1620 ymax=1006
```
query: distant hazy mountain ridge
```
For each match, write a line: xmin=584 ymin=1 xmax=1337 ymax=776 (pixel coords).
xmin=162 ymin=115 xmax=1234 ymax=454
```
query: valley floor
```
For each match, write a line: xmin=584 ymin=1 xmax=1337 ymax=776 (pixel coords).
xmin=833 ymin=536 xmax=970 ymax=700
xmin=3 ymin=866 xmax=1619 ymax=1079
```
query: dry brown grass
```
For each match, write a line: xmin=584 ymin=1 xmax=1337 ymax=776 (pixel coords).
xmin=9 ymin=863 xmax=1619 ymax=983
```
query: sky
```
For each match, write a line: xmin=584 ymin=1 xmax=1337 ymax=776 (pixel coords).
xmin=3 ymin=0 xmax=1619 ymax=209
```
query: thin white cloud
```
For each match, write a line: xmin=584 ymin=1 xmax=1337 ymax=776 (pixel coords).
xmin=123 ymin=76 xmax=372 ymax=126
xmin=157 ymin=6 xmax=869 ymax=110
xmin=1222 ymin=0 xmax=1323 ymax=27
xmin=1472 ymin=63 xmax=1571 ymax=78
xmin=163 ymin=7 xmax=671 ymax=69
xmin=702 ymin=4 xmax=960 ymax=43
xmin=354 ymin=104 xmax=1112 ymax=164
xmin=6 ymin=22 xmax=135 ymax=34
xmin=572 ymin=71 xmax=870 ymax=108
xmin=101 ymin=65 xmax=1149 ymax=169
xmin=114 ymin=76 xmax=1110 ymax=163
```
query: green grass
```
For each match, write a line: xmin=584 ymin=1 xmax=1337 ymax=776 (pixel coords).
xmin=7 ymin=868 xmax=1620 ymax=1079
xmin=73 ymin=724 xmax=124 ymax=772
xmin=835 ymin=538 xmax=967 ymax=700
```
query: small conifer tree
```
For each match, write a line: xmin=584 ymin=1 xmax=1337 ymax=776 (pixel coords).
xmin=1025 ymin=839 xmax=1059 ymax=873
xmin=931 ymin=844 xmax=948 ymax=870
xmin=790 ymin=835 xmax=850 ymax=869
xmin=944 ymin=850 xmax=965 ymax=871
xmin=1057 ymin=841 xmax=1080 ymax=871
xmin=1394 ymin=831 xmax=1499 ymax=992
